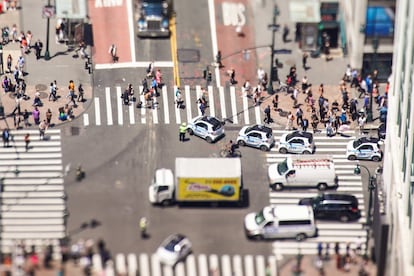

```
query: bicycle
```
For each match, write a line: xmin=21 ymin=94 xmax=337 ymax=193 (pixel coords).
xmin=219 ymin=145 xmax=241 ymax=158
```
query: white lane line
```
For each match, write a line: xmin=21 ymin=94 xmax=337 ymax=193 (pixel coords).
xmin=150 ymin=254 xmax=161 ymax=276
xmin=208 ymin=86 xmax=215 ymax=117
xmin=232 ymin=255 xmax=243 ymax=276
xmin=129 ymin=100 xmax=135 ymax=125
xmin=255 ymin=105 xmax=261 ymax=124
xmin=186 ymin=255 xmax=197 ymax=276
xmin=162 ymin=85 xmax=170 ymax=124
xmin=198 ymin=254 xmax=209 ymax=276
xmin=127 ymin=254 xmax=138 ymax=276
xmin=243 ymin=92 xmax=249 ymax=124
xmin=105 ymin=87 xmax=113 ymax=125
xmin=196 ymin=85 xmax=202 ymax=116
xmin=140 ymin=92 xmax=146 ymax=124
xmin=153 ymin=101 xmax=159 ymax=124
xmin=185 ymin=85 xmax=192 ymax=122
xmin=244 ymin=255 xmax=255 ymax=276
xmin=94 ymin=97 xmax=101 ymax=126
xmin=255 ymin=255 xmax=266 ymax=276
xmin=126 ymin=0 xmax=136 ymax=62
xmin=208 ymin=0 xmax=221 ymax=86
xmin=95 ymin=61 xmax=174 ymax=70
xmin=139 ymin=254 xmax=150 ymax=276
xmin=116 ymin=86 xmax=123 ymax=125
xmin=219 ymin=86 xmax=226 ymax=119
xmin=174 ymin=85 xmax=181 ymax=124
xmin=83 ymin=114 xmax=89 ymax=126
xmin=209 ymin=254 xmax=219 ymax=274
xmin=230 ymin=86 xmax=238 ymax=124
xmin=221 ymin=255 xmax=232 ymax=276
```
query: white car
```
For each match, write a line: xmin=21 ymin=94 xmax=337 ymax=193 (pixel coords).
xmin=156 ymin=234 xmax=192 ymax=266
xmin=187 ymin=116 xmax=225 ymax=143
xmin=278 ymin=131 xmax=315 ymax=154
xmin=346 ymin=137 xmax=383 ymax=162
xmin=236 ymin=124 xmax=274 ymax=151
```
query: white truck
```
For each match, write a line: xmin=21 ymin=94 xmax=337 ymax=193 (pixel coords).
xmin=149 ymin=158 xmax=243 ymax=206
xmin=268 ymin=156 xmax=338 ymax=191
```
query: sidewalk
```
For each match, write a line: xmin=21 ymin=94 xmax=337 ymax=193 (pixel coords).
xmin=0 ymin=4 xmax=92 ymax=131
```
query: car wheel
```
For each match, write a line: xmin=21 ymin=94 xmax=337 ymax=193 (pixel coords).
xmin=296 ymin=233 xmax=307 ymax=242
xmin=238 ymin=140 xmax=246 ymax=146
xmin=260 ymin=145 xmax=269 ymax=151
xmin=206 ymin=136 xmax=213 ymax=143
xmin=303 ymin=151 xmax=311 ymax=154
xmin=161 ymin=200 xmax=171 ymax=207
xmin=372 ymin=156 xmax=381 ymax=162
xmin=188 ymin=129 xmax=194 ymax=135
xmin=252 ymin=234 xmax=263 ymax=241
xmin=279 ymin=148 xmax=288 ymax=154
xmin=271 ymin=183 xmax=283 ymax=191
xmin=339 ymin=215 xmax=350 ymax=222
xmin=317 ymin=183 xmax=327 ymax=191
xmin=347 ymin=155 xmax=356 ymax=161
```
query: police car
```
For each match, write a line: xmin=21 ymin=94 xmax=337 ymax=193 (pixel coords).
xmin=278 ymin=131 xmax=315 ymax=154
xmin=187 ymin=115 xmax=225 ymax=143
xmin=236 ymin=124 xmax=274 ymax=151
xmin=346 ymin=137 xmax=383 ymax=162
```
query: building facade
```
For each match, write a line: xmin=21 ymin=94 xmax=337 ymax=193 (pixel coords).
xmin=383 ymin=0 xmax=414 ymax=275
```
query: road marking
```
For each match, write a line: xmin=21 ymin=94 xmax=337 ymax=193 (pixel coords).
xmin=255 ymin=105 xmax=261 ymax=124
xmin=230 ymin=86 xmax=238 ymax=124
xmin=151 ymin=254 xmax=161 ymax=276
xmin=174 ymin=85 xmax=181 ymax=124
xmin=185 ymin=85 xmax=192 ymax=122
xmin=83 ymin=114 xmax=89 ymax=126
xmin=153 ymin=101 xmax=159 ymax=124
xmin=233 ymin=255 xmax=243 ymax=276
xmin=244 ymin=255 xmax=255 ymax=276
xmin=139 ymin=254 xmax=150 ymax=276
xmin=95 ymin=61 xmax=174 ymax=70
xmin=105 ymin=87 xmax=113 ymax=125
xmin=208 ymin=0 xmax=221 ymax=86
xmin=256 ymin=255 xmax=266 ymax=276
xmin=243 ymin=92 xmax=249 ymax=124
xmin=170 ymin=14 xmax=180 ymax=86
xmin=94 ymin=97 xmax=101 ymax=126
xmin=127 ymin=254 xmax=137 ymax=276
xmin=208 ymin=86 xmax=215 ymax=117
xmin=162 ymin=86 xmax=170 ymax=124
xmin=129 ymin=100 xmax=135 ymax=125
xmin=196 ymin=85 xmax=202 ymax=116
xmin=198 ymin=254 xmax=208 ymax=276
xmin=209 ymin=254 xmax=219 ymax=273
xmin=222 ymin=255 xmax=232 ymax=276
xmin=186 ymin=255 xmax=197 ymax=276
xmin=95 ymin=0 xmax=123 ymax=7
xmin=219 ymin=86 xmax=226 ymax=119
xmin=222 ymin=2 xmax=246 ymax=26
xmin=126 ymin=0 xmax=136 ymax=63
xmin=116 ymin=86 xmax=123 ymax=125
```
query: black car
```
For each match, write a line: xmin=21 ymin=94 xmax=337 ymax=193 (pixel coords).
xmin=298 ymin=193 xmax=361 ymax=222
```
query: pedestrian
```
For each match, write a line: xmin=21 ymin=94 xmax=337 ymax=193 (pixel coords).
xmin=46 ymin=109 xmax=52 ymax=125
xmin=311 ymin=112 xmax=320 ymax=133
xmin=39 ymin=120 xmax=48 ymax=140
xmin=242 ymin=80 xmax=252 ymax=97
xmin=26 ymin=30 xmax=33 ymax=49
xmin=77 ymin=84 xmax=84 ymax=102
xmin=229 ymin=68 xmax=236 ymax=85
xmin=141 ymin=78 xmax=148 ymax=94
xmin=358 ymin=114 xmax=366 ymax=134
xmin=302 ymin=52 xmax=308 ymax=70
xmin=49 ymin=82 xmax=57 ymax=101
xmin=151 ymin=77 xmax=158 ymax=96
xmin=17 ymin=56 xmax=25 ymax=72
xmin=6 ymin=54 xmax=12 ymax=73
xmin=155 ymin=69 xmax=163 ymax=90
xmin=301 ymin=117 xmax=309 ymax=132
xmin=108 ymin=43 xmax=117 ymax=63
xmin=334 ymin=242 xmax=340 ymax=255
xmin=363 ymin=93 xmax=370 ymax=110
xmin=23 ymin=109 xmax=30 ymax=127
xmin=286 ymin=112 xmax=294 ymax=130
xmin=34 ymin=39 xmax=43 ymax=59
xmin=292 ymin=87 xmax=299 ymax=107
xmin=317 ymin=242 xmax=323 ymax=257
xmin=179 ymin=123 xmax=187 ymax=142
xmin=13 ymin=113 xmax=21 ymax=128
xmin=175 ymin=87 xmax=184 ymax=108
xmin=32 ymin=106 xmax=40 ymax=125
xmin=10 ymin=96 xmax=21 ymax=115
xmin=24 ymin=133 xmax=30 ymax=151
xmin=67 ymin=81 xmax=77 ymax=106
xmin=199 ymin=101 xmax=206 ymax=115
xmin=282 ymin=24 xmax=289 ymax=42
xmin=139 ymin=217 xmax=148 ymax=238
xmin=257 ymin=67 xmax=266 ymax=84
xmin=296 ymin=107 xmax=303 ymax=126
xmin=215 ymin=51 xmax=223 ymax=68
xmin=264 ymin=105 xmax=272 ymax=124
xmin=2 ymin=128 xmax=10 ymax=147
xmin=272 ymin=94 xmax=279 ymax=111
xmin=253 ymin=85 xmax=261 ymax=105
xmin=325 ymin=243 xmax=330 ymax=260
xmin=146 ymin=61 xmax=154 ymax=78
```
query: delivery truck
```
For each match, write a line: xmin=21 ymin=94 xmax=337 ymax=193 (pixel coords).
xmin=268 ymin=156 xmax=338 ymax=191
xmin=149 ymin=158 xmax=243 ymax=206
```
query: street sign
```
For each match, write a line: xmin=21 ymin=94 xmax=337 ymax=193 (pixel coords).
xmin=42 ymin=5 xmax=55 ymax=18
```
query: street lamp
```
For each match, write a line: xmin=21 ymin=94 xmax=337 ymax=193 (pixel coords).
xmin=367 ymin=37 xmax=379 ymax=122
xmin=267 ymin=5 xmax=279 ymax=94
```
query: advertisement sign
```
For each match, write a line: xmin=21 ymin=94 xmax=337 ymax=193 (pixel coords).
xmin=177 ymin=178 xmax=240 ymax=201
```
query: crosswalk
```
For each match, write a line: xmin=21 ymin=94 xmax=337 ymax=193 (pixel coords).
xmin=0 ymin=129 xmax=66 ymax=256
xmin=89 ymin=253 xmax=277 ymax=276
xmin=267 ymin=130 xmax=368 ymax=257
xmin=83 ymin=85 xmax=265 ymax=127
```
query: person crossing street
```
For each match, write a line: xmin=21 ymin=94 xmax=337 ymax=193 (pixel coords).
xmin=179 ymin=123 xmax=187 ymax=142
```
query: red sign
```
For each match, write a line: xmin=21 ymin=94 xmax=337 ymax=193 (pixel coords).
xmin=42 ymin=5 xmax=55 ymax=18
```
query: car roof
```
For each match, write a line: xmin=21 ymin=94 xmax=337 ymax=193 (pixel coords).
xmin=199 ymin=116 xmax=221 ymax=126
xmin=271 ymin=205 xmax=313 ymax=220
xmin=322 ymin=193 xmax=358 ymax=201
xmin=357 ymin=136 xmax=380 ymax=144
xmin=162 ymin=234 xmax=187 ymax=251
xmin=286 ymin=131 xmax=313 ymax=140
xmin=247 ymin=124 xmax=272 ymax=134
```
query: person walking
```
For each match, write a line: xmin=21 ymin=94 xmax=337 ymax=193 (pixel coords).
xmin=272 ymin=94 xmax=279 ymax=111
xmin=49 ymin=82 xmax=57 ymax=101
xmin=2 ymin=128 xmax=10 ymax=147
xmin=302 ymin=52 xmax=308 ymax=70
xmin=179 ymin=123 xmax=187 ymax=142
xmin=23 ymin=109 xmax=30 ymax=127
xmin=6 ymin=54 xmax=12 ymax=73
xmin=39 ymin=120 xmax=48 ymax=140
xmin=264 ymin=105 xmax=272 ymax=124
xmin=32 ymin=106 xmax=40 ymax=125
xmin=358 ymin=114 xmax=366 ymax=134
xmin=301 ymin=117 xmax=309 ymax=132
xmin=10 ymin=96 xmax=22 ymax=116
xmin=109 ymin=44 xmax=117 ymax=63
xmin=34 ymin=39 xmax=43 ymax=59
xmin=282 ymin=24 xmax=289 ymax=42
xmin=229 ymin=68 xmax=236 ymax=85
xmin=77 ymin=84 xmax=84 ymax=102
xmin=24 ymin=133 xmax=30 ymax=151
xmin=139 ymin=217 xmax=148 ymax=238
xmin=46 ymin=109 xmax=52 ymax=125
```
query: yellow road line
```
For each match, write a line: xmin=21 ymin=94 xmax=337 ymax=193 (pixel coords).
xmin=170 ymin=14 xmax=180 ymax=87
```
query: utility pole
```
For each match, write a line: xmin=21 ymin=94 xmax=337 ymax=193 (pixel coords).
xmin=268 ymin=5 xmax=279 ymax=94
xmin=43 ymin=0 xmax=54 ymax=60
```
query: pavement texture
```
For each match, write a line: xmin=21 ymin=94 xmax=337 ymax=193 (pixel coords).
xmin=0 ymin=4 xmax=92 ymax=131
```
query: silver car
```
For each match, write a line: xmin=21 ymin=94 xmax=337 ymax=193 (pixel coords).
xmin=156 ymin=234 xmax=192 ymax=266
xmin=236 ymin=124 xmax=274 ymax=151
xmin=278 ymin=131 xmax=315 ymax=154
xmin=187 ymin=116 xmax=225 ymax=143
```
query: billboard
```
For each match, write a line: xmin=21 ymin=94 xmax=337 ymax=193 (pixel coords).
xmin=177 ymin=177 xmax=240 ymax=201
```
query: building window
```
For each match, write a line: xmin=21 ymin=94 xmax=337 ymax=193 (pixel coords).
xmin=365 ymin=6 xmax=395 ymax=38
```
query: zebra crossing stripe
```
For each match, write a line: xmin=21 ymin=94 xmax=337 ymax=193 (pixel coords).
xmin=139 ymin=254 xmax=150 ymax=276
xmin=105 ymin=87 xmax=113 ymax=125
xmin=209 ymin=254 xmax=219 ymax=273
xmin=256 ymin=255 xmax=266 ymax=276
xmin=83 ymin=113 xmax=89 ymax=126
xmin=230 ymin=86 xmax=238 ymax=124
xmin=138 ymin=86 xmax=146 ymax=124
xmin=151 ymin=254 xmax=161 ymax=276
xmin=243 ymin=93 xmax=249 ymax=125
xmin=162 ymin=86 xmax=170 ymax=124
xmin=244 ymin=255 xmax=255 ymax=276
xmin=129 ymin=100 xmax=135 ymax=125
xmin=116 ymin=86 xmax=123 ymax=125
xmin=186 ymin=254 xmax=197 ymax=276
xmin=219 ymin=86 xmax=226 ymax=119
xmin=174 ymin=85 xmax=181 ymax=124
xmin=222 ymin=254 xmax=232 ymax=276
xmin=153 ymin=102 xmax=159 ymax=124
xmin=233 ymin=255 xmax=243 ymax=276
xmin=198 ymin=254 xmax=208 ymax=276
xmin=185 ymin=85 xmax=192 ymax=122
xmin=127 ymin=253 xmax=137 ymax=276
xmin=196 ymin=86 xmax=202 ymax=117
xmin=208 ymin=86 xmax=215 ymax=117
xmin=255 ymin=105 xmax=261 ymax=125
xmin=116 ymin=254 xmax=127 ymax=274
xmin=94 ymin=97 xmax=101 ymax=126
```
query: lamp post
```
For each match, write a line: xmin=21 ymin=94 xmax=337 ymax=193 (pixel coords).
xmin=267 ymin=5 xmax=279 ymax=94
xmin=367 ymin=37 xmax=379 ymax=122
xmin=44 ymin=0 xmax=52 ymax=60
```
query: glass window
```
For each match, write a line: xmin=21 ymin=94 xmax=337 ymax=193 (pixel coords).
xmin=365 ymin=6 xmax=395 ymax=38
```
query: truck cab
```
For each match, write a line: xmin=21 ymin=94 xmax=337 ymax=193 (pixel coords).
xmin=149 ymin=168 xmax=174 ymax=205
xmin=137 ymin=0 xmax=171 ymax=38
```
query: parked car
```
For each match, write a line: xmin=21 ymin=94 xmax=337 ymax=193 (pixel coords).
xmin=236 ymin=124 xmax=274 ymax=151
xmin=187 ymin=115 xmax=225 ymax=143
xmin=278 ymin=131 xmax=315 ymax=154
xmin=346 ymin=137 xmax=383 ymax=161
xmin=156 ymin=234 xmax=192 ymax=266
xmin=298 ymin=193 xmax=361 ymax=222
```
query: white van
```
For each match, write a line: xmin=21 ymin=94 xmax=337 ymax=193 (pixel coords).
xmin=244 ymin=205 xmax=318 ymax=241
xmin=268 ymin=156 xmax=338 ymax=191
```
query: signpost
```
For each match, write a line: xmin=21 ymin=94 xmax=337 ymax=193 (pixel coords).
xmin=43 ymin=3 xmax=55 ymax=60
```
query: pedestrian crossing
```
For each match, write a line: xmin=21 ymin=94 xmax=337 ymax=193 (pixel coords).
xmin=83 ymin=85 xmax=265 ymax=127
xmin=89 ymin=253 xmax=277 ymax=276
xmin=267 ymin=130 xmax=368 ymax=257
xmin=0 ymin=129 xmax=66 ymax=256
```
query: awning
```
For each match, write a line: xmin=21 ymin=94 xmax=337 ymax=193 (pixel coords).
xmin=289 ymin=0 xmax=321 ymax=23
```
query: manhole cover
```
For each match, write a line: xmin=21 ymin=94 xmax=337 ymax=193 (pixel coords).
xmin=35 ymin=84 xmax=47 ymax=91
xmin=71 ymin=126 xmax=80 ymax=136
xmin=38 ymin=92 xmax=48 ymax=99
xmin=177 ymin=49 xmax=200 ymax=63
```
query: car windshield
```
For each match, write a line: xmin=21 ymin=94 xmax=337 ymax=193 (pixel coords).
xmin=207 ymin=117 xmax=222 ymax=131
xmin=255 ymin=210 xmax=266 ymax=225
xmin=163 ymin=236 xmax=183 ymax=252
xmin=353 ymin=139 xmax=364 ymax=148
xmin=277 ymin=159 xmax=289 ymax=175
